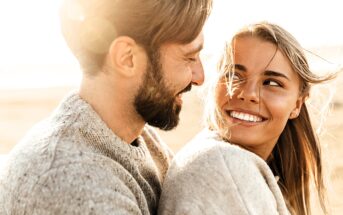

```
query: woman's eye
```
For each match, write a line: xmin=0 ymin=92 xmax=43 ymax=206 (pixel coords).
xmin=226 ymin=72 xmax=242 ymax=82
xmin=263 ymin=79 xmax=281 ymax=87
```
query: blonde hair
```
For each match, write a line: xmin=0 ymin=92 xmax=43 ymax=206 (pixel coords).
xmin=205 ymin=22 xmax=336 ymax=215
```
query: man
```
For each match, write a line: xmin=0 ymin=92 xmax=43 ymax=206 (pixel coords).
xmin=0 ymin=0 xmax=212 ymax=214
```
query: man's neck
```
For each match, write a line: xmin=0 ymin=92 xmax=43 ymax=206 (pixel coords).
xmin=79 ymin=75 xmax=145 ymax=144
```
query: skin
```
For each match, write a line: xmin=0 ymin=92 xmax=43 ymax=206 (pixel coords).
xmin=216 ymin=36 xmax=304 ymax=160
xmin=159 ymin=33 xmax=205 ymax=106
xmin=79 ymin=33 xmax=204 ymax=144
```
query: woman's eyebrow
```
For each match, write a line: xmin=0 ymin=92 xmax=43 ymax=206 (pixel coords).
xmin=234 ymin=64 xmax=290 ymax=80
xmin=264 ymin=70 xmax=290 ymax=80
xmin=234 ymin=64 xmax=246 ymax=72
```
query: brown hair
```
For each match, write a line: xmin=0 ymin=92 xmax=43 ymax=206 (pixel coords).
xmin=206 ymin=22 xmax=336 ymax=215
xmin=60 ymin=0 xmax=212 ymax=74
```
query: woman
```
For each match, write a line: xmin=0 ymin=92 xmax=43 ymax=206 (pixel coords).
xmin=158 ymin=22 xmax=335 ymax=215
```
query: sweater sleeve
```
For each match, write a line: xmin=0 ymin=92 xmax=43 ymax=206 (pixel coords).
xmin=158 ymin=143 xmax=289 ymax=215
xmin=23 ymin=161 xmax=144 ymax=215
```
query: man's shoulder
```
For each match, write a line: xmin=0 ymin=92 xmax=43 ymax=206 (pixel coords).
xmin=0 ymin=137 xmax=141 ymax=214
xmin=1 ymin=114 xmax=134 ymax=191
xmin=0 ymin=153 xmax=142 ymax=215
xmin=2 ymin=125 xmax=134 ymax=183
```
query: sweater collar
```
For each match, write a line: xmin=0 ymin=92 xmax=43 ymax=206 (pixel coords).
xmin=56 ymin=91 xmax=150 ymax=160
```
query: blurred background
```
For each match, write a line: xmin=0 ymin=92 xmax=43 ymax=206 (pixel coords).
xmin=0 ymin=0 xmax=342 ymax=213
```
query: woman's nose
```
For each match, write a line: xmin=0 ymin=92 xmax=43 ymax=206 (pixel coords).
xmin=236 ymin=80 xmax=260 ymax=104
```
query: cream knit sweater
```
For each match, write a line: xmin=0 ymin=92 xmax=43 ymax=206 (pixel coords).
xmin=0 ymin=92 xmax=173 ymax=215
xmin=158 ymin=129 xmax=289 ymax=215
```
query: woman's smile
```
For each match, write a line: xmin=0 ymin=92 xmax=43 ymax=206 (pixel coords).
xmin=227 ymin=110 xmax=264 ymax=123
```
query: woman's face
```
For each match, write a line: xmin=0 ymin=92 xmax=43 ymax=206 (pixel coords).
xmin=216 ymin=36 xmax=304 ymax=159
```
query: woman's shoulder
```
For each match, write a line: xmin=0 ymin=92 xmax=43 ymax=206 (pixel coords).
xmin=159 ymin=130 xmax=288 ymax=215
xmin=172 ymin=129 xmax=265 ymax=171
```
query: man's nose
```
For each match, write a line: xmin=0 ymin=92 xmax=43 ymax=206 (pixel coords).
xmin=191 ymin=59 xmax=205 ymax=86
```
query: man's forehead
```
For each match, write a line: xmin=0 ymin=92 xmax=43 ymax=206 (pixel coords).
xmin=159 ymin=33 xmax=204 ymax=55
xmin=180 ymin=33 xmax=204 ymax=54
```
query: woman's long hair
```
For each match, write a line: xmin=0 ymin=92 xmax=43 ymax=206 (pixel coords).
xmin=205 ymin=22 xmax=336 ymax=215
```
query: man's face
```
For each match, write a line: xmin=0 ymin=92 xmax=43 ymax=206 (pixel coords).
xmin=134 ymin=33 xmax=204 ymax=130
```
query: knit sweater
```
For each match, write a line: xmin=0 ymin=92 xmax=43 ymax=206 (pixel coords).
xmin=158 ymin=129 xmax=289 ymax=215
xmin=0 ymin=92 xmax=173 ymax=215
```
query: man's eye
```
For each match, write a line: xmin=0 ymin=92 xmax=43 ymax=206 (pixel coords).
xmin=188 ymin=57 xmax=196 ymax=62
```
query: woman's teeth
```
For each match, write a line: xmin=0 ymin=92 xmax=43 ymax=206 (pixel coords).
xmin=229 ymin=111 xmax=263 ymax=122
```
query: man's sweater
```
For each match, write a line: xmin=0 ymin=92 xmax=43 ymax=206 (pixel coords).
xmin=0 ymin=92 xmax=173 ymax=215
xmin=158 ymin=129 xmax=289 ymax=215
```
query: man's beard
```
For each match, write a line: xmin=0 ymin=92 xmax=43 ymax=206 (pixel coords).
xmin=134 ymin=50 xmax=191 ymax=130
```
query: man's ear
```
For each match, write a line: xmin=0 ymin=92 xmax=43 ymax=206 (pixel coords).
xmin=289 ymin=96 xmax=306 ymax=119
xmin=108 ymin=36 xmax=136 ymax=77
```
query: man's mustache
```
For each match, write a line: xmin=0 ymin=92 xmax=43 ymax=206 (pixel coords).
xmin=177 ymin=83 xmax=192 ymax=95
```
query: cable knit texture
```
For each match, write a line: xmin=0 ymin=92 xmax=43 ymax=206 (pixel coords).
xmin=0 ymin=92 xmax=173 ymax=215
xmin=158 ymin=129 xmax=289 ymax=215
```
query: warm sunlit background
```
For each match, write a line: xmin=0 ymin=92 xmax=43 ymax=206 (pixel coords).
xmin=0 ymin=0 xmax=342 ymax=213
xmin=0 ymin=0 xmax=342 ymax=88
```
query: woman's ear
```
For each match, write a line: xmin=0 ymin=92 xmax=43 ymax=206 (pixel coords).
xmin=108 ymin=36 xmax=136 ymax=77
xmin=289 ymin=96 xmax=306 ymax=119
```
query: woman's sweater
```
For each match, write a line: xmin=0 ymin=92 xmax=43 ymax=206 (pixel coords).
xmin=158 ymin=129 xmax=289 ymax=215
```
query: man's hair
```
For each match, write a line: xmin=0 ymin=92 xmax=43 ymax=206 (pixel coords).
xmin=60 ymin=0 xmax=212 ymax=74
